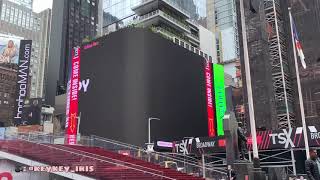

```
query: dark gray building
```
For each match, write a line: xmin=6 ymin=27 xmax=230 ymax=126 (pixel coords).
xmin=46 ymin=0 xmax=99 ymax=106
xmin=289 ymin=0 xmax=320 ymax=127
xmin=237 ymin=0 xmax=320 ymax=130
xmin=238 ymin=0 xmax=278 ymax=130
xmin=0 ymin=66 xmax=17 ymax=126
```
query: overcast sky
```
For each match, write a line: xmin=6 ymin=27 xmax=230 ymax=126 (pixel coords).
xmin=33 ymin=0 xmax=52 ymax=13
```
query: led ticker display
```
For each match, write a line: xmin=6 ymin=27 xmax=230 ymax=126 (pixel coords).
xmin=213 ymin=64 xmax=227 ymax=136
xmin=205 ymin=60 xmax=215 ymax=137
xmin=66 ymin=46 xmax=81 ymax=145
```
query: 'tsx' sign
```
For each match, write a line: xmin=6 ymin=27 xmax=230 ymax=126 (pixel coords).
xmin=269 ymin=129 xmax=295 ymax=149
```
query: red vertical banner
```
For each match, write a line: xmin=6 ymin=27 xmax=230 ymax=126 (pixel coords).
xmin=66 ymin=47 xmax=81 ymax=145
xmin=205 ymin=60 xmax=216 ymax=137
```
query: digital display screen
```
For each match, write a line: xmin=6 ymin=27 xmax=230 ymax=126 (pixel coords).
xmin=78 ymin=28 xmax=209 ymax=146
xmin=213 ymin=64 xmax=226 ymax=136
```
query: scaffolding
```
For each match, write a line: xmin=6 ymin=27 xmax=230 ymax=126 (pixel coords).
xmin=264 ymin=0 xmax=295 ymax=129
xmin=204 ymin=148 xmax=305 ymax=177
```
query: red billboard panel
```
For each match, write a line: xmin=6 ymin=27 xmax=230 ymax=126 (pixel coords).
xmin=66 ymin=47 xmax=81 ymax=145
xmin=205 ymin=60 xmax=215 ymax=137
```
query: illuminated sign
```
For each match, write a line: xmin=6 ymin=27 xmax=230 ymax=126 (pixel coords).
xmin=83 ymin=41 xmax=99 ymax=50
xmin=66 ymin=47 xmax=81 ymax=145
xmin=157 ymin=141 xmax=173 ymax=148
xmin=213 ymin=64 xmax=226 ymax=136
xmin=205 ymin=60 xmax=215 ymax=137
xmin=0 ymin=172 xmax=12 ymax=180
xmin=13 ymin=40 xmax=32 ymax=125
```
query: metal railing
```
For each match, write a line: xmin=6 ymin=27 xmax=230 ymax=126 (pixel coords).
xmin=137 ymin=9 xmax=190 ymax=32
xmin=161 ymin=0 xmax=190 ymax=17
xmin=1 ymin=133 xmax=175 ymax=180
xmin=90 ymin=135 xmax=198 ymax=164
xmin=87 ymin=135 xmax=228 ymax=178
xmin=3 ymin=131 xmax=227 ymax=178
xmin=135 ymin=0 xmax=190 ymax=17
xmin=161 ymin=11 xmax=189 ymax=31
xmin=188 ymin=33 xmax=200 ymax=41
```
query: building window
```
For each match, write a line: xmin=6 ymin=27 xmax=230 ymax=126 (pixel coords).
xmin=174 ymin=38 xmax=179 ymax=44
xmin=1 ymin=4 xmax=6 ymax=20
xmin=14 ymin=8 xmax=18 ymax=24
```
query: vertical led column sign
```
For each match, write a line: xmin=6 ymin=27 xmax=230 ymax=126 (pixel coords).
xmin=205 ymin=60 xmax=216 ymax=137
xmin=213 ymin=64 xmax=227 ymax=136
xmin=13 ymin=40 xmax=32 ymax=125
xmin=65 ymin=46 xmax=81 ymax=145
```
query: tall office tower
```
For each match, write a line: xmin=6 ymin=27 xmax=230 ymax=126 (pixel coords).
xmin=47 ymin=0 xmax=99 ymax=106
xmin=101 ymin=0 xmax=215 ymax=61
xmin=289 ymin=0 xmax=320 ymax=127
xmin=103 ymin=0 xmax=207 ymax=33
xmin=0 ymin=0 xmax=50 ymax=98
xmin=206 ymin=0 xmax=217 ymax=62
xmin=36 ymin=9 xmax=51 ymax=99
xmin=214 ymin=0 xmax=240 ymax=83
xmin=209 ymin=0 xmax=245 ymax=128
xmin=6 ymin=0 xmax=32 ymax=9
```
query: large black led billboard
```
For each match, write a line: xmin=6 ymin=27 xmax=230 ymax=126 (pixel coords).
xmin=79 ymin=28 xmax=210 ymax=146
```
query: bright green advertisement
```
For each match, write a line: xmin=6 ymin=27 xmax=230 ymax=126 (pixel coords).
xmin=213 ymin=64 xmax=227 ymax=136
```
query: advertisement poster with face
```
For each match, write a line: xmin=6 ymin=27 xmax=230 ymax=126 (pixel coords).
xmin=0 ymin=34 xmax=22 ymax=66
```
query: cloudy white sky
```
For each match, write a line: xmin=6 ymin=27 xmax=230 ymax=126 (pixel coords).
xmin=33 ymin=0 xmax=53 ymax=13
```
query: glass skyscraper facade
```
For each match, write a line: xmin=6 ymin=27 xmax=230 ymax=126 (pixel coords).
xmin=214 ymin=0 xmax=239 ymax=84
xmin=7 ymin=0 xmax=32 ymax=9
xmin=102 ymin=0 xmax=207 ymax=33
xmin=214 ymin=0 xmax=239 ymax=61
xmin=1 ymin=0 xmax=40 ymax=31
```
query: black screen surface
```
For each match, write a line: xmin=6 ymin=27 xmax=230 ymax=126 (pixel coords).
xmin=79 ymin=28 xmax=209 ymax=146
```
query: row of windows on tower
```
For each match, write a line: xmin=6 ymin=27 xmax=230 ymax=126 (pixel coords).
xmin=0 ymin=85 xmax=15 ymax=94
xmin=0 ymin=100 xmax=10 ymax=105
xmin=0 ymin=3 xmax=41 ymax=31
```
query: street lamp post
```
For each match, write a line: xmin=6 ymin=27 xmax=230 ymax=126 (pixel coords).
xmin=148 ymin=117 xmax=160 ymax=144
xmin=77 ymin=112 xmax=81 ymax=137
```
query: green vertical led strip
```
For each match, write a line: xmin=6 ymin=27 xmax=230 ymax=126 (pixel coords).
xmin=213 ymin=64 xmax=227 ymax=136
